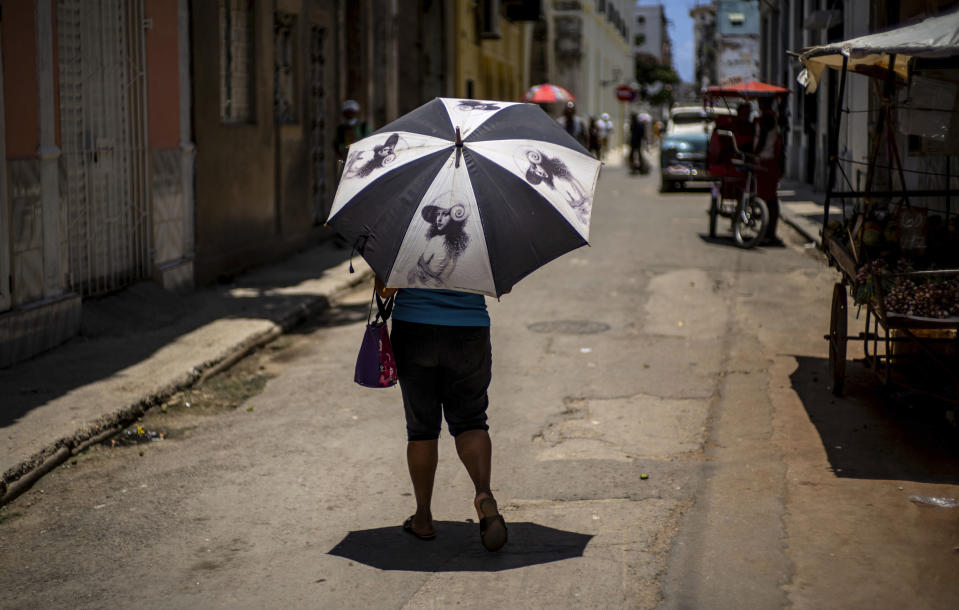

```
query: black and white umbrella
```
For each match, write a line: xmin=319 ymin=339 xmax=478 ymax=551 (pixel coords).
xmin=326 ymin=98 xmax=601 ymax=297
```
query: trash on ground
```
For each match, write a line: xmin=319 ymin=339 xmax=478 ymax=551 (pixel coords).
xmin=908 ymin=495 xmax=959 ymax=508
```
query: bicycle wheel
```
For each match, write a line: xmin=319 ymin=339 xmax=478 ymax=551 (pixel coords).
xmin=733 ymin=194 xmax=768 ymax=248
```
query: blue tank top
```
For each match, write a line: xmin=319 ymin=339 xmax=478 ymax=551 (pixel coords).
xmin=392 ymin=288 xmax=489 ymax=327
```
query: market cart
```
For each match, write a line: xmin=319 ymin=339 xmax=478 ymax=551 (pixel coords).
xmin=795 ymin=8 xmax=959 ymax=401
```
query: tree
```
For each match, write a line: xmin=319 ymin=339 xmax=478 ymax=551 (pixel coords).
xmin=634 ymin=52 xmax=680 ymax=106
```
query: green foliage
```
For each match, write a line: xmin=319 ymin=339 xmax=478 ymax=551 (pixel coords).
xmin=634 ymin=52 xmax=680 ymax=106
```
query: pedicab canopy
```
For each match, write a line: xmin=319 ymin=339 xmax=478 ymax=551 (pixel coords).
xmin=703 ymin=80 xmax=788 ymax=99
xmin=796 ymin=6 xmax=959 ymax=93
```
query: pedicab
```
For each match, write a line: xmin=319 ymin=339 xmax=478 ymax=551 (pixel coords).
xmin=795 ymin=8 xmax=959 ymax=401
xmin=704 ymin=81 xmax=788 ymax=248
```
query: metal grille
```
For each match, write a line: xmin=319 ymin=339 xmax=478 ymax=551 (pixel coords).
xmin=220 ymin=0 xmax=255 ymax=123
xmin=57 ymin=0 xmax=150 ymax=296
xmin=309 ymin=25 xmax=328 ymax=225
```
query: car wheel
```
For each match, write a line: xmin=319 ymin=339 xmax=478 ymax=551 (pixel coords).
xmin=659 ymin=178 xmax=673 ymax=193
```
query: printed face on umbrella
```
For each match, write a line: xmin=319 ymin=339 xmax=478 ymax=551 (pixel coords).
xmin=343 ymin=133 xmax=405 ymax=179
xmin=517 ymin=147 xmax=591 ymax=225
xmin=327 ymin=98 xmax=601 ymax=297
xmin=402 ymin=198 xmax=474 ymax=289
xmin=456 ymin=100 xmax=503 ymax=112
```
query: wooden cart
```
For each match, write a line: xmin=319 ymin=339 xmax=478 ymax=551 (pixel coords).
xmin=825 ymin=235 xmax=958 ymax=400
xmin=796 ymin=10 xmax=959 ymax=402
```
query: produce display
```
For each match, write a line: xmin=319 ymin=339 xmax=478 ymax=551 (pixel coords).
xmin=882 ymin=274 xmax=959 ymax=319
xmin=827 ymin=207 xmax=959 ymax=320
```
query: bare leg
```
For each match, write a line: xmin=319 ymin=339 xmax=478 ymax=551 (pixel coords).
xmin=457 ymin=429 xmax=507 ymax=551
xmin=454 ymin=429 xmax=494 ymax=518
xmin=407 ymin=439 xmax=438 ymax=536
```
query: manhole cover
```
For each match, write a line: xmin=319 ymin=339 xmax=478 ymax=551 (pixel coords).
xmin=527 ymin=320 xmax=610 ymax=334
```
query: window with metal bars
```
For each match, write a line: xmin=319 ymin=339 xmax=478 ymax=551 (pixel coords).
xmin=220 ymin=0 xmax=255 ymax=123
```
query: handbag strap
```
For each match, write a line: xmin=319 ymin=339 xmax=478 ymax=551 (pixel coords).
xmin=368 ymin=289 xmax=395 ymax=324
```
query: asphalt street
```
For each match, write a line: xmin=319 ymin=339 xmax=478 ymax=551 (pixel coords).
xmin=1 ymin=157 xmax=958 ymax=609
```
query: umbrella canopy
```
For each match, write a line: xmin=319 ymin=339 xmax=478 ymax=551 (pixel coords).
xmin=523 ymin=84 xmax=575 ymax=104
xmin=796 ymin=7 xmax=959 ymax=93
xmin=326 ymin=97 xmax=600 ymax=297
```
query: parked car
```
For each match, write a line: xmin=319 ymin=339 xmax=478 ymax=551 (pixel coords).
xmin=659 ymin=106 xmax=733 ymax=192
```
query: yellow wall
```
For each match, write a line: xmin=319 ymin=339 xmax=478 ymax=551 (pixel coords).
xmin=454 ymin=1 xmax=527 ymax=101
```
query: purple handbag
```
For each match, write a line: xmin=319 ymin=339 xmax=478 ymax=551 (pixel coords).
xmin=354 ymin=292 xmax=398 ymax=388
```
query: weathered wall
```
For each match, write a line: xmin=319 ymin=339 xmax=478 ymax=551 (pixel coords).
xmin=192 ymin=0 xmax=277 ymax=284
xmin=145 ymin=0 xmax=193 ymax=293
xmin=717 ymin=36 xmax=759 ymax=85
xmin=146 ymin=0 xmax=180 ymax=150
xmin=454 ymin=0 xmax=528 ymax=101
xmin=192 ymin=1 xmax=342 ymax=285
xmin=2 ymin=2 xmax=39 ymax=159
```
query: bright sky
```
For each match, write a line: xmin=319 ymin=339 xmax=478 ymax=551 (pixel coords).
xmin=636 ymin=0 xmax=697 ymax=83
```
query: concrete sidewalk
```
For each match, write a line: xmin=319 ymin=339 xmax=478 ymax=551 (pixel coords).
xmin=1 ymin=238 xmax=372 ymax=505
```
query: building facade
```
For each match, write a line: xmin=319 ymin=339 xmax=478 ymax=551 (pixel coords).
xmin=760 ymin=0 xmax=958 ymax=203
xmin=453 ymin=0 xmax=535 ymax=102
xmin=633 ymin=3 xmax=668 ymax=65
xmin=538 ymin=0 xmax=634 ymax=146
xmin=1 ymin=0 xmax=637 ymax=367
xmin=690 ymin=3 xmax=717 ymax=91
xmin=0 ymin=0 xmax=455 ymax=366
xmin=1 ymin=0 xmax=193 ymax=367
xmin=715 ymin=0 xmax=760 ymax=86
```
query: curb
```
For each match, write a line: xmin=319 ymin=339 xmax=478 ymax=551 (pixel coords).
xmin=781 ymin=213 xmax=821 ymax=246
xmin=0 ymin=258 xmax=372 ymax=507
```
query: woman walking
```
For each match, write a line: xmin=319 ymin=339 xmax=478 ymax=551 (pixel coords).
xmin=375 ymin=277 xmax=508 ymax=552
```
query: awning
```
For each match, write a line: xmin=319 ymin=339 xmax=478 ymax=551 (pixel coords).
xmin=796 ymin=7 xmax=959 ymax=93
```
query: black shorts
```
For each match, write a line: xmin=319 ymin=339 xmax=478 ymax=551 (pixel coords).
xmin=390 ymin=320 xmax=492 ymax=441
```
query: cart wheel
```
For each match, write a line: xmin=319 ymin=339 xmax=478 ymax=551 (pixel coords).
xmin=829 ymin=283 xmax=848 ymax=396
xmin=733 ymin=195 xmax=768 ymax=248
xmin=708 ymin=190 xmax=719 ymax=238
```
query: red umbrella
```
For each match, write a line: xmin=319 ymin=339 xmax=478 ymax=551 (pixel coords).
xmin=523 ymin=84 xmax=575 ymax=104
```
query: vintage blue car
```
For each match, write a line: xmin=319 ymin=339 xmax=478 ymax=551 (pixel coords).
xmin=659 ymin=106 xmax=731 ymax=192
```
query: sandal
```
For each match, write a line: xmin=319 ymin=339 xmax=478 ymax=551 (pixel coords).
xmin=478 ymin=498 xmax=508 ymax=552
xmin=403 ymin=516 xmax=436 ymax=540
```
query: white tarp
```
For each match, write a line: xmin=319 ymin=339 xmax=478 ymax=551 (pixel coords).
xmin=796 ymin=7 xmax=959 ymax=93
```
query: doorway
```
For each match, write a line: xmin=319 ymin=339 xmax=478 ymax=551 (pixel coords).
xmin=57 ymin=0 xmax=150 ymax=296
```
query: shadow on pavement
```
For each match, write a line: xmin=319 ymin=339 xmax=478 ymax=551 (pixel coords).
xmin=697 ymin=234 xmax=738 ymax=248
xmin=789 ymin=355 xmax=959 ymax=484
xmin=328 ymin=521 xmax=593 ymax=572
xmin=0 ymin=240 xmax=360 ymax=431
xmin=696 ymin=234 xmax=785 ymax=249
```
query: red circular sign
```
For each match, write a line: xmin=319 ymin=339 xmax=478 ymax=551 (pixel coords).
xmin=615 ymin=85 xmax=636 ymax=101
